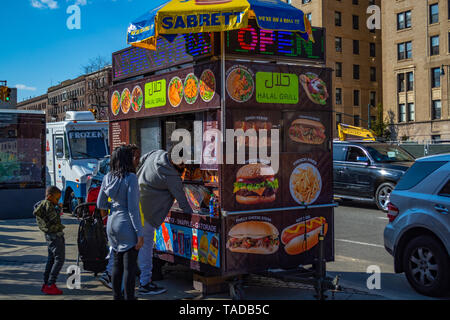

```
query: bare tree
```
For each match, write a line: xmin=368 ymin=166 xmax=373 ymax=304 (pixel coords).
xmin=81 ymin=56 xmax=111 ymax=74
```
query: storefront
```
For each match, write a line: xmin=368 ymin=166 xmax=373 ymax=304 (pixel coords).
xmin=0 ymin=110 xmax=46 ymax=219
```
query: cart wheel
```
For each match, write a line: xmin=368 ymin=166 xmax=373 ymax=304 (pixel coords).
xmin=229 ymin=282 xmax=244 ymax=300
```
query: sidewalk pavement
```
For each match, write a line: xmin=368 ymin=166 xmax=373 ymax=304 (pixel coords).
xmin=0 ymin=214 xmax=385 ymax=300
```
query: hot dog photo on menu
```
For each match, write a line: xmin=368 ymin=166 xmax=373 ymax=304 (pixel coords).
xmin=281 ymin=217 xmax=328 ymax=255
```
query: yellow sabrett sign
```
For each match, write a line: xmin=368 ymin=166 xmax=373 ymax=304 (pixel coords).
xmin=157 ymin=0 xmax=249 ymax=34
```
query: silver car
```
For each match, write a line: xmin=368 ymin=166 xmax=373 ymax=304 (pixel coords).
xmin=384 ymin=153 xmax=450 ymax=297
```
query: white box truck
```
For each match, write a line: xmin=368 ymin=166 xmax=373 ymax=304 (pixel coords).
xmin=46 ymin=111 xmax=109 ymax=212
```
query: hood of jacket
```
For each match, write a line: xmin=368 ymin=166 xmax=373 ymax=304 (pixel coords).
xmin=102 ymin=172 xmax=123 ymax=200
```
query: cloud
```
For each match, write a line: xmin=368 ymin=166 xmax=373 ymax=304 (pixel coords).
xmin=15 ymin=84 xmax=37 ymax=91
xmin=31 ymin=0 xmax=59 ymax=9
xmin=67 ymin=0 xmax=88 ymax=6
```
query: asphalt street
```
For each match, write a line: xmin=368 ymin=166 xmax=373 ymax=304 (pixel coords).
xmin=329 ymin=200 xmax=446 ymax=300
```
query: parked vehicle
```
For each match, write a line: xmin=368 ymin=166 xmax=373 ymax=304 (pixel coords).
xmin=333 ymin=141 xmax=415 ymax=211
xmin=46 ymin=111 xmax=109 ymax=213
xmin=384 ymin=153 xmax=450 ymax=297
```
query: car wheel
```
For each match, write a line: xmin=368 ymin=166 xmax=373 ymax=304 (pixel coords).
xmin=375 ymin=182 xmax=394 ymax=211
xmin=403 ymin=235 xmax=450 ymax=297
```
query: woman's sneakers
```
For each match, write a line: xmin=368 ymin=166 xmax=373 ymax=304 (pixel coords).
xmin=42 ymin=284 xmax=63 ymax=295
xmin=138 ymin=282 xmax=167 ymax=295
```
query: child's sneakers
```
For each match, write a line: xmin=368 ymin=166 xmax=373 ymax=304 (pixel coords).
xmin=42 ymin=284 xmax=63 ymax=295
xmin=41 ymin=284 xmax=47 ymax=292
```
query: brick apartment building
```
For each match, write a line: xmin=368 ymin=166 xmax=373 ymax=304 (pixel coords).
xmin=382 ymin=0 xmax=450 ymax=142
xmin=288 ymin=0 xmax=383 ymax=137
xmin=17 ymin=66 xmax=111 ymax=122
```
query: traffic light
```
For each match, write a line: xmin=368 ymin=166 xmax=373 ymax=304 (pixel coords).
xmin=0 ymin=86 xmax=11 ymax=102
xmin=5 ymin=87 xmax=11 ymax=102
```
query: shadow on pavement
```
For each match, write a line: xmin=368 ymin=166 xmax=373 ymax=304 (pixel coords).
xmin=335 ymin=199 xmax=380 ymax=211
xmin=326 ymin=270 xmax=450 ymax=300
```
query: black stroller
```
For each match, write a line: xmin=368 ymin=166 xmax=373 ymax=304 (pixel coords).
xmin=74 ymin=203 xmax=109 ymax=277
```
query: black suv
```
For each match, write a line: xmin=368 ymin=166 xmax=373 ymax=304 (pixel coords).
xmin=333 ymin=141 xmax=415 ymax=211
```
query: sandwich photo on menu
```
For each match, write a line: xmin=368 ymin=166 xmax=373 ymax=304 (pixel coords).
xmin=233 ymin=163 xmax=279 ymax=205
xmin=226 ymin=221 xmax=279 ymax=255
xmin=289 ymin=118 xmax=326 ymax=145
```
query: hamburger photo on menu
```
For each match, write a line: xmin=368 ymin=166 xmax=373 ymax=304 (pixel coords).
xmin=233 ymin=163 xmax=279 ymax=205
xmin=226 ymin=221 xmax=280 ymax=255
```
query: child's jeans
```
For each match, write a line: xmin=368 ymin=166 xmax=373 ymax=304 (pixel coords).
xmin=44 ymin=233 xmax=65 ymax=286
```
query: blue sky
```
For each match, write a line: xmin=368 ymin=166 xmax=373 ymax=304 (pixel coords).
xmin=0 ymin=0 xmax=166 ymax=102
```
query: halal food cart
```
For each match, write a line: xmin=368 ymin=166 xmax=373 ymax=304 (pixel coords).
xmin=110 ymin=0 xmax=338 ymax=299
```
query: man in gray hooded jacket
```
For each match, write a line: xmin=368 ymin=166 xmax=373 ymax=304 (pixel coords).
xmin=136 ymin=149 xmax=193 ymax=295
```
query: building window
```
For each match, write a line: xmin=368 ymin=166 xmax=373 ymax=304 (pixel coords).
xmin=353 ymin=40 xmax=360 ymax=54
xmin=336 ymin=113 xmax=342 ymax=129
xmin=370 ymin=67 xmax=377 ymax=82
xmin=398 ymin=41 xmax=412 ymax=60
xmin=432 ymin=134 xmax=441 ymax=142
xmin=336 ymin=62 xmax=342 ymax=77
xmin=306 ymin=13 xmax=312 ymax=22
xmin=397 ymin=11 xmax=412 ymax=30
xmin=432 ymin=100 xmax=442 ymax=119
xmin=335 ymin=37 xmax=342 ymax=52
xmin=430 ymin=35 xmax=439 ymax=56
xmin=352 ymin=15 xmax=359 ymax=30
xmin=353 ymin=90 xmax=360 ymax=106
xmin=399 ymin=104 xmax=406 ymax=122
xmin=353 ymin=64 xmax=360 ymax=80
xmin=406 ymin=72 xmax=414 ymax=91
xmin=398 ymin=73 xmax=405 ymax=92
xmin=352 ymin=0 xmax=358 ymax=4
xmin=354 ymin=115 xmax=360 ymax=126
xmin=431 ymin=67 xmax=441 ymax=88
xmin=335 ymin=11 xmax=342 ymax=26
xmin=370 ymin=91 xmax=376 ymax=107
xmin=370 ymin=43 xmax=376 ymax=57
xmin=302 ymin=0 xmax=311 ymax=3
xmin=408 ymin=103 xmax=415 ymax=121
xmin=430 ymin=3 xmax=439 ymax=24
xmin=336 ymin=88 xmax=342 ymax=105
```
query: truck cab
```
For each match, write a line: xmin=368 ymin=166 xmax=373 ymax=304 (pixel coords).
xmin=46 ymin=111 xmax=109 ymax=213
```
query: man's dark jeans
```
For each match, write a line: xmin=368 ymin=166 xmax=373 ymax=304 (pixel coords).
xmin=44 ymin=233 xmax=65 ymax=286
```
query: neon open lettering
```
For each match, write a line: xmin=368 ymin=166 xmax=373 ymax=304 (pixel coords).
xmin=260 ymin=30 xmax=274 ymax=52
xmin=238 ymin=26 xmax=257 ymax=51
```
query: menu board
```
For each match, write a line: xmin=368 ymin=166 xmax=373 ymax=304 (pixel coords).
xmin=224 ymin=207 xmax=333 ymax=273
xmin=109 ymin=120 xmax=129 ymax=150
xmin=109 ymin=62 xmax=221 ymax=121
xmin=225 ymin=61 xmax=331 ymax=110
